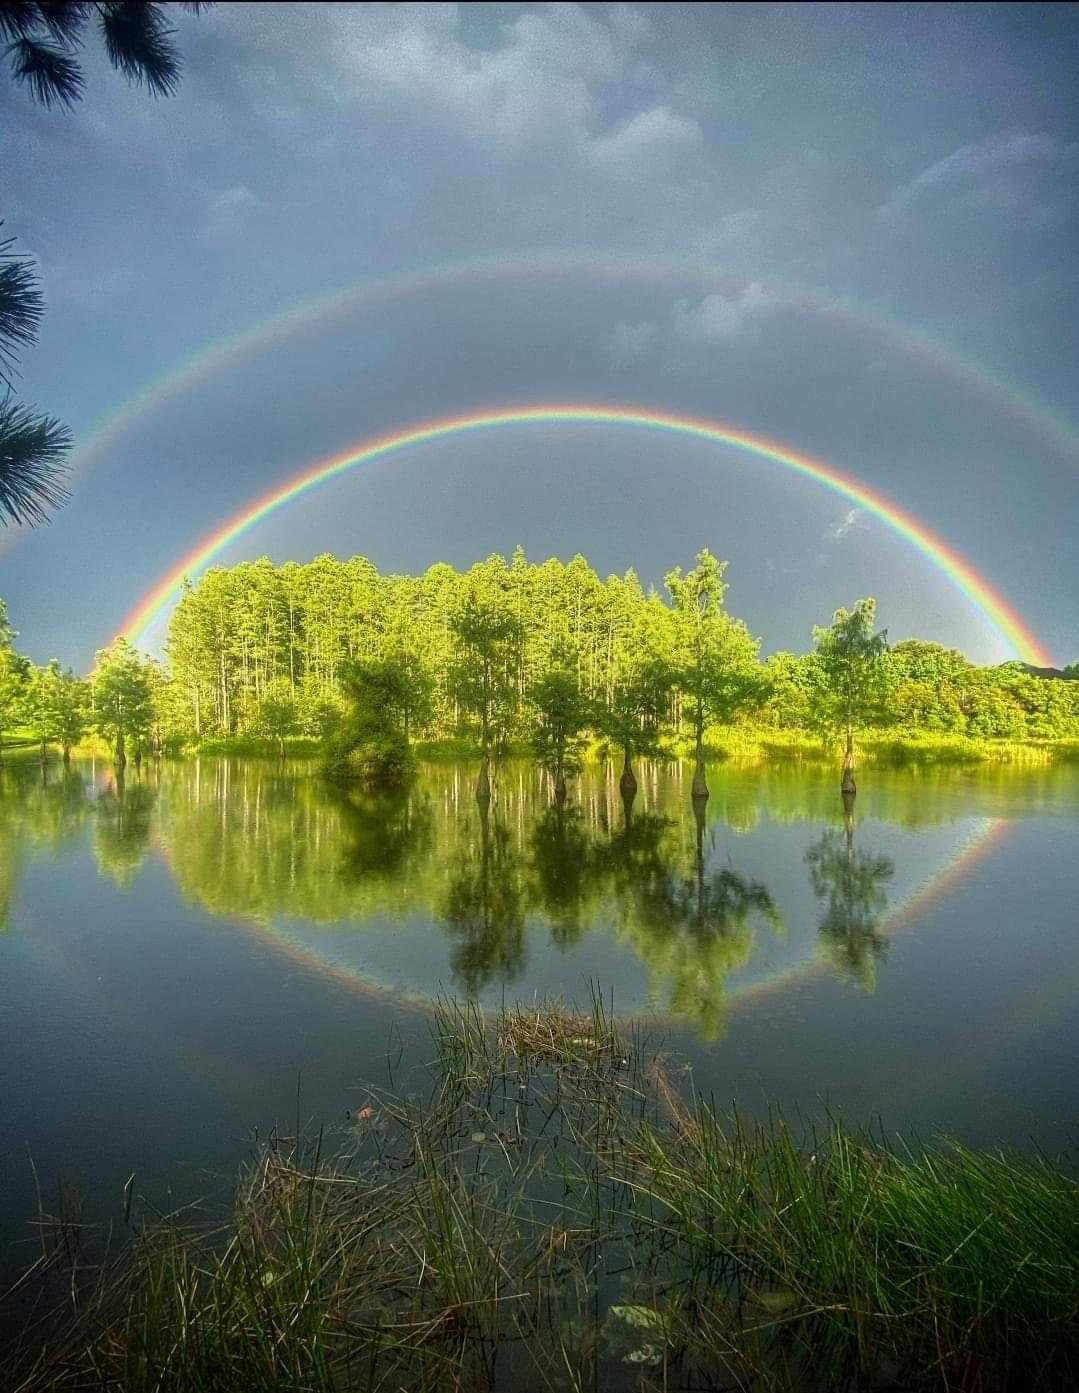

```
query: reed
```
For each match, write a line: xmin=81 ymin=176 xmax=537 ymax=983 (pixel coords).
xmin=6 ymin=1000 xmax=1077 ymax=1392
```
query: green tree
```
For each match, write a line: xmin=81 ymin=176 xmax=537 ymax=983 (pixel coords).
xmin=92 ymin=639 xmax=154 ymax=770
xmin=530 ymin=659 xmax=591 ymax=801
xmin=52 ymin=666 xmax=89 ymax=763
xmin=0 ymin=598 xmax=29 ymax=758
xmin=23 ymin=658 xmax=63 ymax=762
xmin=665 ymin=550 xmax=760 ymax=799
xmin=257 ymin=687 xmax=298 ymax=757
xmin=601 ymin=655 xmax=673 ymax=795
xmin=323 ymin=656 xmax=418 ymax=784
xmin=812 ymin=598 xmax=890 ymax=794
xmin=448 ymin=573 xmax=522 ymax=797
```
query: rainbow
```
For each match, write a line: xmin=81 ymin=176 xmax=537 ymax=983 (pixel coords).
xmin=4 ymin=250 xmax=1078 ymax=570
xmin=117 ymin=403 xmax=1051 ymax=666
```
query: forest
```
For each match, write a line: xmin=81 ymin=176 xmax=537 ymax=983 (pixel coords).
xmin=1 ymin=548 xmax=1077 ymax=773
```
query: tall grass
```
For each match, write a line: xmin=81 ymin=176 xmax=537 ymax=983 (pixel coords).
xmin=6 ymin=997 xmax=1078 ymax=1391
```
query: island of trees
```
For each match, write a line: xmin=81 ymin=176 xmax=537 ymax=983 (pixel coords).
xmin=1 ymin=548 xmax=1076 ymax=794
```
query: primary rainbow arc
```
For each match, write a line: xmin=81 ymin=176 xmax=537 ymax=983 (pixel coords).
xmin=117 ymin=403 xmax=1050 ymax=666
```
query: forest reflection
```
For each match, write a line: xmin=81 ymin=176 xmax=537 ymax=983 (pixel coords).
xmin=0 ymin=756 xmax=1048 ymax=1032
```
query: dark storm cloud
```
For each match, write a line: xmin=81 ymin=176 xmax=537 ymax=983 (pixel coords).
xmin=1 ymin=2 xmax=1076 ymax=668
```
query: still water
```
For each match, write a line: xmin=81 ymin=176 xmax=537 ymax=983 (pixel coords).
xmin=1 ymin=756 xmax=1077 ymax=1268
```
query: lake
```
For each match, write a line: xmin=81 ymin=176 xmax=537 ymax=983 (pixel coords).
xmin=1 ymin=754 xmax=1077 ymax=1281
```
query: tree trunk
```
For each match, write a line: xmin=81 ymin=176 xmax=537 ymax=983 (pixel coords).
xmin=692 ymin=701 xmax=708 ymax=799
xmin=841 ymin=728 xmax=856 ymax=795
xmin=476 ymin=751 xmax=491 ymax=801
xmin=553 ymin=768 xmax=567 ymax=803
xmin=63 ymin=745 xmax=71 ymax=766
xmin=619 ymin=743 xmax=637 ymax=796
xmin=40 ymin=737 xmax=47 ymax=764
xmin=115 ymin=729 xmax=126 ymax=771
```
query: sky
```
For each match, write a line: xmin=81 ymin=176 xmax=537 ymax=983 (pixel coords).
xmin=2 ymin=1 xmax=1077 ymax=671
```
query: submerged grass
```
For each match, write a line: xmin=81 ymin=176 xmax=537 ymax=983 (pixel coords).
xmin=6 ymin=996 xmax=1078 ymax=1392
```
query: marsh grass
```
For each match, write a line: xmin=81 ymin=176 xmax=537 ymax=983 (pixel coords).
xmin=5 ymin=997 xmax=1078 ymax=1392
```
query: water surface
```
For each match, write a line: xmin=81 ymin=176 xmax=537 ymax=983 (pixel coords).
xmin=2 ymin=755 xmax=1077 ymax=1275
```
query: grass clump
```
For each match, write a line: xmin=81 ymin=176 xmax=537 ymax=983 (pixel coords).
xmin=5 ymin=999 xmax=1078 ymax=1392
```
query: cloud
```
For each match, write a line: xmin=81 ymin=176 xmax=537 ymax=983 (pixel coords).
xmin=671 ymin=283 xmax=770 ymax=344
xmin=329 ymin=3 xmax=638 ymax=147
xmin=823 ymin=508 xmax=863 ymax=542
xmin=878 ymin=131 xmax=1073 ymax=222
xmin=199 ymin=186 xmax=261 ymax=245
xmin=605 ymin=320 xmax=660 ymax=363
xmin=588 ymin=104 xmax=702 ymax=169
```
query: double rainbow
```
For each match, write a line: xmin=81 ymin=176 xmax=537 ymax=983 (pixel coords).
xmin=118 ymin=403 xmax=1050 ymax=665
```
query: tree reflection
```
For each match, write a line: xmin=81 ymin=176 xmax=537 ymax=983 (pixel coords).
xmin=621 ymin=797 xmax=781 ymax=1038
xmin=93 ymin=772 xmax=157 ymax=886
xmin=526 ymin=803 xmax=602 ymax=947
xmin=804 ymin=795 xmax=894 ymax=990
xmin=329 ymin=781 xmax=433 ymax=886
xmin=1 ymin=764 xmax=93 ymax=928
xmin=439 ymin=799 xmax=527 ymax=995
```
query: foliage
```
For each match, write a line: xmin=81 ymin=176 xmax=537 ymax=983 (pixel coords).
xmin=256 ymin=685 xmax=298 ymax=755
xmin=529 ymin=658 xmax=591 ymax=789
xmin=1 ymin=9 xmax=209 ymax=528
xmin=0 ymin=1 xmax=211 ymax=109
xmin=811 ymin=598 xmax=890 ymax=743
xmin=664 ymin=549 xmax=761 ymax=768
xmin=321 ymin=655 xmax=419 ymax=784
xmin=91 ymin=638 xmax=155 ymax=765
xmin=0 ymin=596 xmax=30 ymax=753
xmin=447 ymin=568 xmax=523 ymax=757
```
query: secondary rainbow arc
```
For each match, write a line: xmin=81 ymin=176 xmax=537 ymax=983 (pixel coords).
xmin=116 ymin=403 xmax=1051 ymax=666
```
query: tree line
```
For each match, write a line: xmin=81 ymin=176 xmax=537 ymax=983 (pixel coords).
xmin=0 ymin=549 xmax=1076 ymax=784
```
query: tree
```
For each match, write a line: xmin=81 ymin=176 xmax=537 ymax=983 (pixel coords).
xmin=92 ymin=639 xmax=154 ymax=769
xmin=23 ymin=658 xmax=63 ymax=762
xmin=322 ymin=656 xmax=420 ymax=784
xmin=601 ymin=655 xmax=672 ymax=795
xmin=448 ymin=574 xmax=522 ymax=797
xmin=811 ymin=598 xmax=890 ymax=795
xmin=258 ymin=688 xmax=298 ymax=758
xmin=665 ymin=550 xmax=760 ymax=799
xmin=530 ymin=660 xmax=591 ymax=801
xmin=52 ymin=666 xmax=89 ymax=763
xmin=0 ymin=598 xmax=29 ymax=759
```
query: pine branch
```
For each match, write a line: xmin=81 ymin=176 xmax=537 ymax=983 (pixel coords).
xmin=6 ymin=31 xmax=84 ymax=105
xmin=97 ymin=1 xmax=179 ymax=97
xmin=0 ymin=2 xmax=44 ymax=41
xmin=0 ymin=240 xmax=45 ymax=387
xmin=0 ymin=391 xmax=72 ymax=525
xmin=34 ymin=1 xmax=92 ymax=46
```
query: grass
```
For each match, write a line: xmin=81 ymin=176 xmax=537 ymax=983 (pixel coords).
xmin=6 ymin=998 xmax=1078 ymax=1391
xmin=686 ymin=725 xmax=1079 ymax=766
